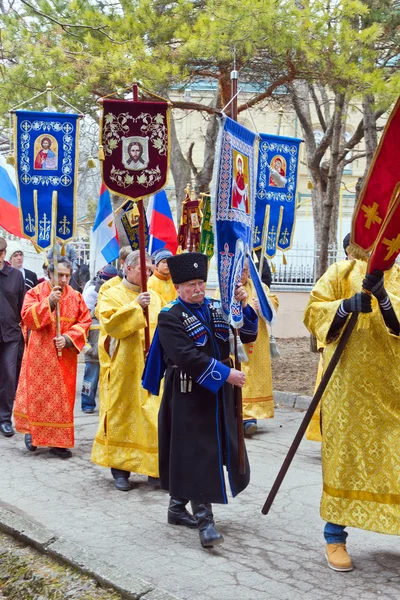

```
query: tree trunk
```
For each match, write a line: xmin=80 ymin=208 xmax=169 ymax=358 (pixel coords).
xmin=169 ymin=114 xmax=192 ymax=225
xmin=355 ymin=94 xmax=378 ymax=202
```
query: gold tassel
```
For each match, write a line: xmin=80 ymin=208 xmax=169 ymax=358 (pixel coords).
xmin=87 ymin=156 xmax=96 ymax=168
xmin=98 ymin=145 xmax=105 ymax=161
xmin=282 ymin=253 xmax=287 ymax=265
xmin=43 ymin=255 xmax=49 ymax=267
xmin=271 ymin=262 xmax=276 ymax=274
xmin=32 ymin=243 xmax=42 ymax=254
xmin=269 ymin=334 xmax=281 ymax=359
xmin=60 ymin=243 xmax=66 ymax=256
xmin=176 ymin=245 xmax=183 ymax=255
xmin=6 ymin=154 xmax=15 ymax=165
xmin=307 ymin=179 xmax=314 ymax=190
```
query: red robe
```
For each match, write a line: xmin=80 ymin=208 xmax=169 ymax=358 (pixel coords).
xmin=232 ymin=172 xmax=249 ymax=213
xmin=14 ymin=282 xmax=91 ymax=448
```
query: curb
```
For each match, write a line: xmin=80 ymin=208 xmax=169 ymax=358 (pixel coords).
xmin=273 ymin=390 xmax=311 ymax=411
xmin=0 ymin=506 xmax=179 ymax=600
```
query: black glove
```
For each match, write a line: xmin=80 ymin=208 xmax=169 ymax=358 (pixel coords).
xmin=362 ymin=270 xmax=386 ymax=301
xmin=342 ymin=292 xmax=372 ymax=314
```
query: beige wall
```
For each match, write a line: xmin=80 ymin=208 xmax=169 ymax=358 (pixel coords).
xmin=272 ymin=291 xmax=310 ymax=338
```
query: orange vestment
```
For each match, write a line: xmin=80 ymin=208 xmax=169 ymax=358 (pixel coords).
xmin=14 ymin=281 xmax=91 ymax=448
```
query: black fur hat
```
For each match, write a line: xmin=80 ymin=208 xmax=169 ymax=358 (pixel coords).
xmin=167 ymin=252 xmax=208 ymax=284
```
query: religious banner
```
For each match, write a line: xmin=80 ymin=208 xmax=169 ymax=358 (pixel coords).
xmin=253 ymin=133 xmax=302 ymax=259
xmin=177 ymin=186 xmax=202 ymax=252
xmin=367 ymin=188 xmax=400 ymax=273
xmin=14 ymin=110 xmax=80 ymax=250
xmin=213 ymin=116 xmax=257 ymax=328
xmin=199 ymin=193 xmax=214 ymax=259
xmin=100 ymin=99 xmax=170 ymax=201
xmin=352 ymin=97 xmax=400 ymax=254
xmin=121 ymin=201 xmax=149 ymax=250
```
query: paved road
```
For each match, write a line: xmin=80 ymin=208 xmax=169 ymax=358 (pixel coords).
xmin=0 ymin=365 xmax=399 ymax=600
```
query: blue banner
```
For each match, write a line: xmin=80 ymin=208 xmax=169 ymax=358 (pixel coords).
xmin=213 ymin=116 xmax=257 ymax=328
xmin=121 ymin=201 xmax=149 ymax=251
xmin=15 ymin=110 xmax=80 ymax=250
xmin=253 ymin=134 xmax=302 ymax=259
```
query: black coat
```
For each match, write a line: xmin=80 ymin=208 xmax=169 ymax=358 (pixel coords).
xmin=24 ymin=268 xmax=38 ymax=291
xmin=157 ymin=298 xmax=258 ymax=504
xmin=0 ymin=264 xmax=25 ymax=342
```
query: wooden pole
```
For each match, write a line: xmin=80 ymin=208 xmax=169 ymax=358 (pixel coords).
xmin=261 ymin=312 xmax=358 ymax=515
xmin=132 ymin=81 xmax=150 ymax=353
xmin=51 ymin=191 xmax=62 ymax=358
xmin=230 ymin=60 xmax=246 ymax=474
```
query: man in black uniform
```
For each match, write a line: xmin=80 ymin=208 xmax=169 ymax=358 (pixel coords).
xmin=143 ymin=252 xmax=258 ymax=548
xmin=0 ymin=237 xmax=25 ymax=437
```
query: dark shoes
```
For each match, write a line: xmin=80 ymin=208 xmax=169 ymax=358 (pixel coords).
xmin=114 ymin=477 xmax=131 ymax=491
xmin=82 ymin=408 xmax=95 ymax=414
xmin=24 ymin=434 xmax=37 ymax=452
xmin=0 ymin=423 xmax=15 ymax=437
xmin=191 ymin=503 xmax=224 ymax=548
xmin=244 ymin=420 xmax=258 ymax=436
xmin=147 ymin=476 xmax=161 ymax=489
xmin=168 ymin=497 xmax=198 ymax=529
xmin=49 ymin=447 xmax=72 ymax=459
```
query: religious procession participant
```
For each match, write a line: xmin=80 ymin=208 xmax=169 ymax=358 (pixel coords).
xmin=0 ymin=237 xmax=25 ymax=438
xmin=143 ymin=253 xmax=258 ymax=548
xmin=217 ymin=261 xmax=279 ymax=436
xmin=14 ymin=258 xmax=91 ymax=458
xmin=91 ymin=250 xmax=164 ymax=491
xmin=304 ymin=255 xmax=400 ymax=572
xmin=147 ymin=249 xmax=177 ymax=304
xmin=6 ymin=241 xmax=38 ymax=291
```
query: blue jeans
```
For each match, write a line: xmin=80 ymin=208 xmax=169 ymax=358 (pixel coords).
xmin=81 ymin=361 xmax=100 ymax=411
xmin=324 ymin=522 xmax=348 ymax=544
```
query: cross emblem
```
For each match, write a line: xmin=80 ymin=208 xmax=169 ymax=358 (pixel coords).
xmin=25 ymin=214 xmax=35 ymax=233
xmin=61 ymin=175 xmax=70 ymax=186
xmin=383 ymin=234 xmax=400 ymax=261
xmin=58 ymin=216 xmax=71 ymax=236
xmin=361 ymin=202 xmax=382 ymax=229
xmin=253 ymin=226 xmax=261 ymax=244
xmin=22 ymin=121 xmax=31 ymax=131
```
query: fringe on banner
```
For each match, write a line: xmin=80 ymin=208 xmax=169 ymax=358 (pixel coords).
xmin=229 ymin=329 xmax=248 ymax=363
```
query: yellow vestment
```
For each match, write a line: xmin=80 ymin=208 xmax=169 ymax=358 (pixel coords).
xmin=304 ymin=259 xmax=400 ymax=534
xmin=91 ymin=280 xmax=163 ymax=477
xmin=305 ymin=347 xmax=324 ymax=442
xmin=242 ymin=279 xmax=279 ymax=420
xmin=148 ymin=271 xmax=177 ymax=304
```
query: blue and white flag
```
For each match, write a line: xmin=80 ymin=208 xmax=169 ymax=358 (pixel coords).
xmin=14 ymin=110 xmax=80 ymax=250
xmin=254 ymin=134 xmax=302 ymax=259
xmin=213 ymin=116 xmax=257 ymax=328
xmin=90 ymin=184 xmax=119 ymax=275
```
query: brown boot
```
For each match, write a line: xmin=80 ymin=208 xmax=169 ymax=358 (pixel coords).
xmin=325 ymin=543 xmax=353 ymax=572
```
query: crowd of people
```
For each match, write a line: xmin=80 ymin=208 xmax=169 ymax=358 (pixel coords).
xmin=0 ymin=234 xmax=399 ymax=570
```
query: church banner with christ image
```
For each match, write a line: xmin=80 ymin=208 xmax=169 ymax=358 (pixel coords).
xmin=213 ymin=116 xmax=257 ymax=328
xmin=253 ymin=133 xmax=302 ymax=259
xmin=14 ymin=110 xmax=80 ymax=250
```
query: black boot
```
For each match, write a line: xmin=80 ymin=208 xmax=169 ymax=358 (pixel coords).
xmin=24 ymin=434 xmax=37 ymax=452
xmin=191 ymin=503 xmax=224 ymax=548
xmin=168 ymin=497 xmax=198 ymax=528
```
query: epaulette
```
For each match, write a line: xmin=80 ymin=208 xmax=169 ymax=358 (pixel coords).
xmin=161 ymin=298 xmax=180 ymax=313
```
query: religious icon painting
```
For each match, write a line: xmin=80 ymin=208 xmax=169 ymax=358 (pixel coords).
xmin=13 ymin=110 xmax=80 ymax=250
xmin=100 ymin=99 xmax=170 ymax=201
xmin=34 ymin=134 xmax=58 ymax=170
xmin=122 ymin=136 xmax=150 ymax=171
xmin=231 ymin=150 xmax=250 ymax=215
xmin=269 ymin=155 xmax=286 ymax=188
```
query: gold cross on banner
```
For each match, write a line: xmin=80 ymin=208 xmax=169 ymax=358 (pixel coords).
xmin=361 ymin=202 xmax=382 ymax=229
xmin=383 ymin=234 xmax=400 ymax=261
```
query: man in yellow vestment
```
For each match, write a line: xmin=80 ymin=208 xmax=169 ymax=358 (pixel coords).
xmin=240 ymin=262 xmax=279 ymax=435
xmin=148 ymin=249 xmax=177 ymax=304
xmin=91 ymin=250 xmax=164 ymax=491
xmin=304 ymin=258 xmax=400 ymax=572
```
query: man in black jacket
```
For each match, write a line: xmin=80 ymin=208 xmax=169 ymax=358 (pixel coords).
xmin=143 ymin=252 xmax=258 ymax=548
xmin=6 ymin=241 xmax=38 ymax=291
xmin=0 ymin=237 xmax=25 ymax=437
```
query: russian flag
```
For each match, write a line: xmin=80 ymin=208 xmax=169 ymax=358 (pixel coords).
xmin=147 ymin=190 xmax=178 ymax=254
xmin=90 ymin=184 xmax=119 ymax=275
xmin=0 ymin=155 xmax=23 ymax=237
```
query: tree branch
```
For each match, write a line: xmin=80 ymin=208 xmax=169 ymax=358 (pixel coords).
xmin=187 ymin=141 xmax=198 ymax=176
xmin=309 ymin=84 xmax=326 ymax=132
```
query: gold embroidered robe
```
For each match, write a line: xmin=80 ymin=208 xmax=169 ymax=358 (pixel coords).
xmin=305 ymin=347 xmax=324 ymax=442
xmin=148 ymin=271 xmax=177 ymax=304
xmin=14 ymin=282 xmax=91 ymax=448
xmin=91 ymin=281 xmax=163 ymax=477
xmin=242 ymin=279 xmax=279 ymax=420
xmin=304 ymin=259 xmax=400 ymax=534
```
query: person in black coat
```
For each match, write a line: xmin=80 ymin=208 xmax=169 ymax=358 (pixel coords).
xmin=0 ymin=237 xmax=25 ymax=437
xmin=6 ymin=241 xmax=38 ymax=291
xmin=143 ymin=252 xmax=258 ymax=548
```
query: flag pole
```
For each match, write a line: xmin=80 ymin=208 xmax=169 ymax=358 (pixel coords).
xmin=51 ymin=191 xmax=62 ymax=359
xmin=230 ymin=54 xmax=246 ymax=475
xmin=132 ymin=82 xmax=151 ymax=354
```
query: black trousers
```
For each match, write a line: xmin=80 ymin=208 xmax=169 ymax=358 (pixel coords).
xmin=0 ymin=340 xmax=20 ymax=424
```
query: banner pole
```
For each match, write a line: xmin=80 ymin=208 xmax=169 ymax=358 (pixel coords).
xmin=132 ymin=81 xmax=150 ymax=354
xmin=51 ymin=191 xmax=62 ymax=359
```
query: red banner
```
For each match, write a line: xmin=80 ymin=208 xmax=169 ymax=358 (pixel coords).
xmin=368 ymin=188 xmax=400 ymax=273
xmin=351 ymin=97 xmax=400 ymax=252
xmin=100 ymin=99 xmax=170 ymax=200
